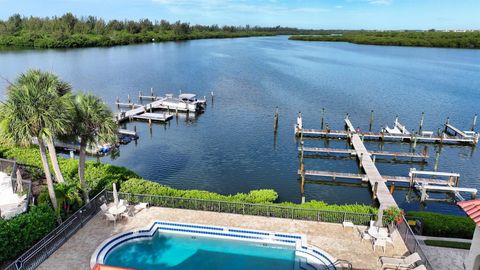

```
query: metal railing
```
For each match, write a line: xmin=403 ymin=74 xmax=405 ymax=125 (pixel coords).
xmin=4 ymin=190 xmax=106 ymax=270
xmin=109 ymin=191 xmax=377 ymax=225
xmin=396 ymin=216 xmax=433 ymax=270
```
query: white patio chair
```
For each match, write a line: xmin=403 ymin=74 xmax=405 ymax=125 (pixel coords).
xmin=356 ymin=226 xmax=373 ymax=243
xmin=373 ymin=238 xmax=387 ymax=253
xmin=100 ymin=203 xmax=108 ymax=213
xmin=386 ymin=231 xmax=397 ymax=247
xmin=380 ymin=252 xmax=422 ymax=270
xmin=119 ymin=199 xmax=128 ymax=207
xmin=105 ymin=212 xmax=117 ymax=227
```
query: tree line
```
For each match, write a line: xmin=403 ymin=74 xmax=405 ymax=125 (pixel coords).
xmin=0 ymin=13 xmax=333 ymax=49
xmin=289 ymin=31 xmax=480 ymax=49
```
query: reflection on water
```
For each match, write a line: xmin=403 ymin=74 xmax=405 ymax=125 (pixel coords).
xmin=1 ymin=36 xmax=480 ymax=215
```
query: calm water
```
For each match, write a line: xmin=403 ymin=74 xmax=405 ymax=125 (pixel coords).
xmin=105 ymin=232 xmax=295 ymax=270
xmin=1 ymin=36 xmax=480 ymax=215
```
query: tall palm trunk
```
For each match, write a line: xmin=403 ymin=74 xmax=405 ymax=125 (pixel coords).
xmin=38 ymin=137 xmax=58 ymax=212
xmin=78 ymin=138 xmax=89 ymax=203
xmin=46 ymin=138 xmax=65 ymax=183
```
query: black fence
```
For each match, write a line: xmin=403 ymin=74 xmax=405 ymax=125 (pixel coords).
xmin=4 ymin=190 xmax=106 ymax=270
xmin=110 ymin=191 xmax=377 ymax=225
xmin=396 ymin=216 xmax=433 ymax=270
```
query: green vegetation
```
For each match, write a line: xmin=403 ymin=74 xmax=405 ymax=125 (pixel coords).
xmin=0 ymin=204 xmax=57 ymax=263
xmin=408 ymin=211 xmax=475 ymax=239
xmin=0 ymin=13 xmax=329 ymax=49
xmin=424 ymin=239 xmax=471 ymax=250
xmin=289 ymin=31 xmax=480 ymax=49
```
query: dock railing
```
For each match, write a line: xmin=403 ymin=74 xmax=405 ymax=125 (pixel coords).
xmin=396 ymin=216 xmax=433 ymax=270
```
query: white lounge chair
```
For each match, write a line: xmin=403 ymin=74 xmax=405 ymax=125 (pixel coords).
xmin=134 ymin=202 xmax=148 ymax=214
xmin=380 ymin=252 xmax=422 ymax=270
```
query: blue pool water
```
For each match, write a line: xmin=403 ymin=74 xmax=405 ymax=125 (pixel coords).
xmin=105 ymin=232 xmax=296 ymax=270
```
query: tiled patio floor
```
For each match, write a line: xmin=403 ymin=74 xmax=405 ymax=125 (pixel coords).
xmin=38 ymin=207 xmax=409 ymax=270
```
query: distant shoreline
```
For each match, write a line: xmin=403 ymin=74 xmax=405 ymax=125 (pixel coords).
xmin=289 ymin=32 xmax=480 ymax=49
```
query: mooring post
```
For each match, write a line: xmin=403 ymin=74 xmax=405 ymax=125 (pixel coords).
xmin=139 ymin=91 xmax=142 ymax=101
xmin=148 ymin=118 xmax=152 ymax=126
xmin=419 ymin=112 xmax=424 ymax=133
xmin=150 ymin=87 xmax=154 ymax=97
xmin=321 ymin=108 xmax=325 ymax=129
xmin=274 ymin=107 xmax=279 ymax=134
xmin=149 ymin=104 xmax=153 ymax=113
xmin=134 ymin=125 xmax=137 ymax=134
xmin=413 ymin=132 xmax=418 ymax=151
xmin=472 ymin=114 xmax=478 ymax=131
xmin=372 ymin=154 xmax=376 ymax=163
xmin=211 ymin=91 xmax=214 ymax=103
xmin=440 ymin=132 xmax=445 ymax=144
xmin=373 ymin=182 xmax=378 ymax=199
xmin=390 ymin=183 xmax=395 ymax=194
xmin=444 ymin=117 xmax=450 ymax=132
xmin=434 ymin=151 xmax=440 ymax=171
xmin=359 ymin=153 xmax=363 ymax=168
xmin=128 ymin=94 xmax=131 ymax=104
xmin=369 ymin=110 xmax=374 ymax=132
xmin=116 ymin=96 xmax=120 ymax=108
xmin=175 ymin=108 xmax=178 ymax=117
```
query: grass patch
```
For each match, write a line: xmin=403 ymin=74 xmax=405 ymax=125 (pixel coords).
xmin=424 ymin=240 xmax=471 ymax=250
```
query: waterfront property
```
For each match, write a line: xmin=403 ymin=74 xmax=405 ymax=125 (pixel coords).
xmin=0 ymin=190 xmax=433 ymax=270
xmin=37 ymin=203 xmax=409 ymax=270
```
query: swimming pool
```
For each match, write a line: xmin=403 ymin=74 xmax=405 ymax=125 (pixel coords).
xmin=91 ymin=221 xmax=337 ymax=270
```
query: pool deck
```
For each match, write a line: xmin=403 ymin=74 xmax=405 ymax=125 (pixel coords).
xmin=38 ymin=207 xmax=409 ymax=270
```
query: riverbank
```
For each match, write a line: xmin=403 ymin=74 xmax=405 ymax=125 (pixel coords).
xmin=289 ymin=31 xmax=480 ymax=49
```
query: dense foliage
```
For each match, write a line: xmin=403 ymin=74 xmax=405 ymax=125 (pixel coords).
xmin=408 ymin=211 xmax=475 ymax=239
xmin=424 ymin=240 xmax=471 ymax=250
xmin=0 ymin=13 xmax=330 ymax=49
xmin=121 ymin=178 xmax=377 ymax=214
xmin=383 ymin=206 xmax=404 ymax=224
xmin=289 ymin=31 xmax=480 ymax=49
xmin=0 ymin=204 xmax=57 ymax=263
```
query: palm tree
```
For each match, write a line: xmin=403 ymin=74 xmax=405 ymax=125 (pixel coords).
xmin=0 ymin=70 xmax=72 ymax=212
xmin=73 ymin=93 xmax=117 ymax=203
xmin=13 ymin=70 xmax=73 ymax=184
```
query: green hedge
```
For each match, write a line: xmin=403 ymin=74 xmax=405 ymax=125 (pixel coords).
xmin=121 ymin=178 xmax=377 ymax=214
xmin=408 ymin=211 xmax=475 ymax=239
xmin=120 ymin=178 xmax=278 ymax=204
xmin=424 ymin=239 xmax=471 ymax=250
xmin=0 ymin=204 xmax=57 ymax=263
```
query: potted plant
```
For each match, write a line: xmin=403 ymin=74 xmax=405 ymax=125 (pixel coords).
xmin=383 ymin=206 xmax=404 ymax=233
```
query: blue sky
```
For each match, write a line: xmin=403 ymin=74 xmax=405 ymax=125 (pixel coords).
xmin=0 ymin=0 xmax=479 ymax=30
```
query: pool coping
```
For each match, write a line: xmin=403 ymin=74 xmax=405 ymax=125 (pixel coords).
xmin=90 ymin=220 xmax=337 ymax=270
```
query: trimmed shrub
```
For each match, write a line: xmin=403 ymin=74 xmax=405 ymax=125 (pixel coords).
xmin=408 ymin=211 xmax=475 ymax=239
xmin=0 ymin=204 xmax=57 ymax=263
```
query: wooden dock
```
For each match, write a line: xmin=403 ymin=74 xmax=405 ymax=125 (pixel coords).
xmin=132 ymin=112 xmax=173 ymax=122
xmin=299 ymin=129 xmax=478 ymax=145
xmin=299 ymin=169 xmax=450 ymax=186
xmin=116 ymin=99 xmax=167 ymax=123
xmin=300 ymin=147 xmax=428 ymax=159
xmin=345 ymin=117 xmax=398 ymax=208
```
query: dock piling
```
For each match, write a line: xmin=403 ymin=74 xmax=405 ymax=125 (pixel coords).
xmin=419 ymin=112 xmax=424 ymax=133
xmin=472 ymin=114 xmax=478 ymax=131
xmin=274 ymin=107 xmax=279 ymax=133
xmin=211 ymin=91 xmax=214 ymax=103
xmin=321 ymin=108 xmax=325 ymax=129
xmin=390 ymin=183 xmax=395 ymax=194
xmin=369 ymin=110 xmax=374 ymax=132
xmin=150 ymin=87 xmax=154 ymax=97
xmin=139 ymin=91 xmax=142 ymax=101
xmin=373 ymin=182 xmax=378 ymax=199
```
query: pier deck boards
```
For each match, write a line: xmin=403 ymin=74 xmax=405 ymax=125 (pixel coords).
xmin=445 ymin=123 xmax=469 ymax=138
xmin=132 ymin=112 xmax=173 ymax=122
xmin=300 ymin=147 xmax=428 ymax=159
xmin=300 ymin=129 xmax=477 ymax=145
xmin=299 ymin=169 xmax=449 ymax=186
xmin=344 ymin=118 xmax=398 ymax=208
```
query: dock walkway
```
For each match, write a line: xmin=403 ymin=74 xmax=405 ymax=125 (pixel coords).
xmin=344 ymin=118 xmax=397 ymax=208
